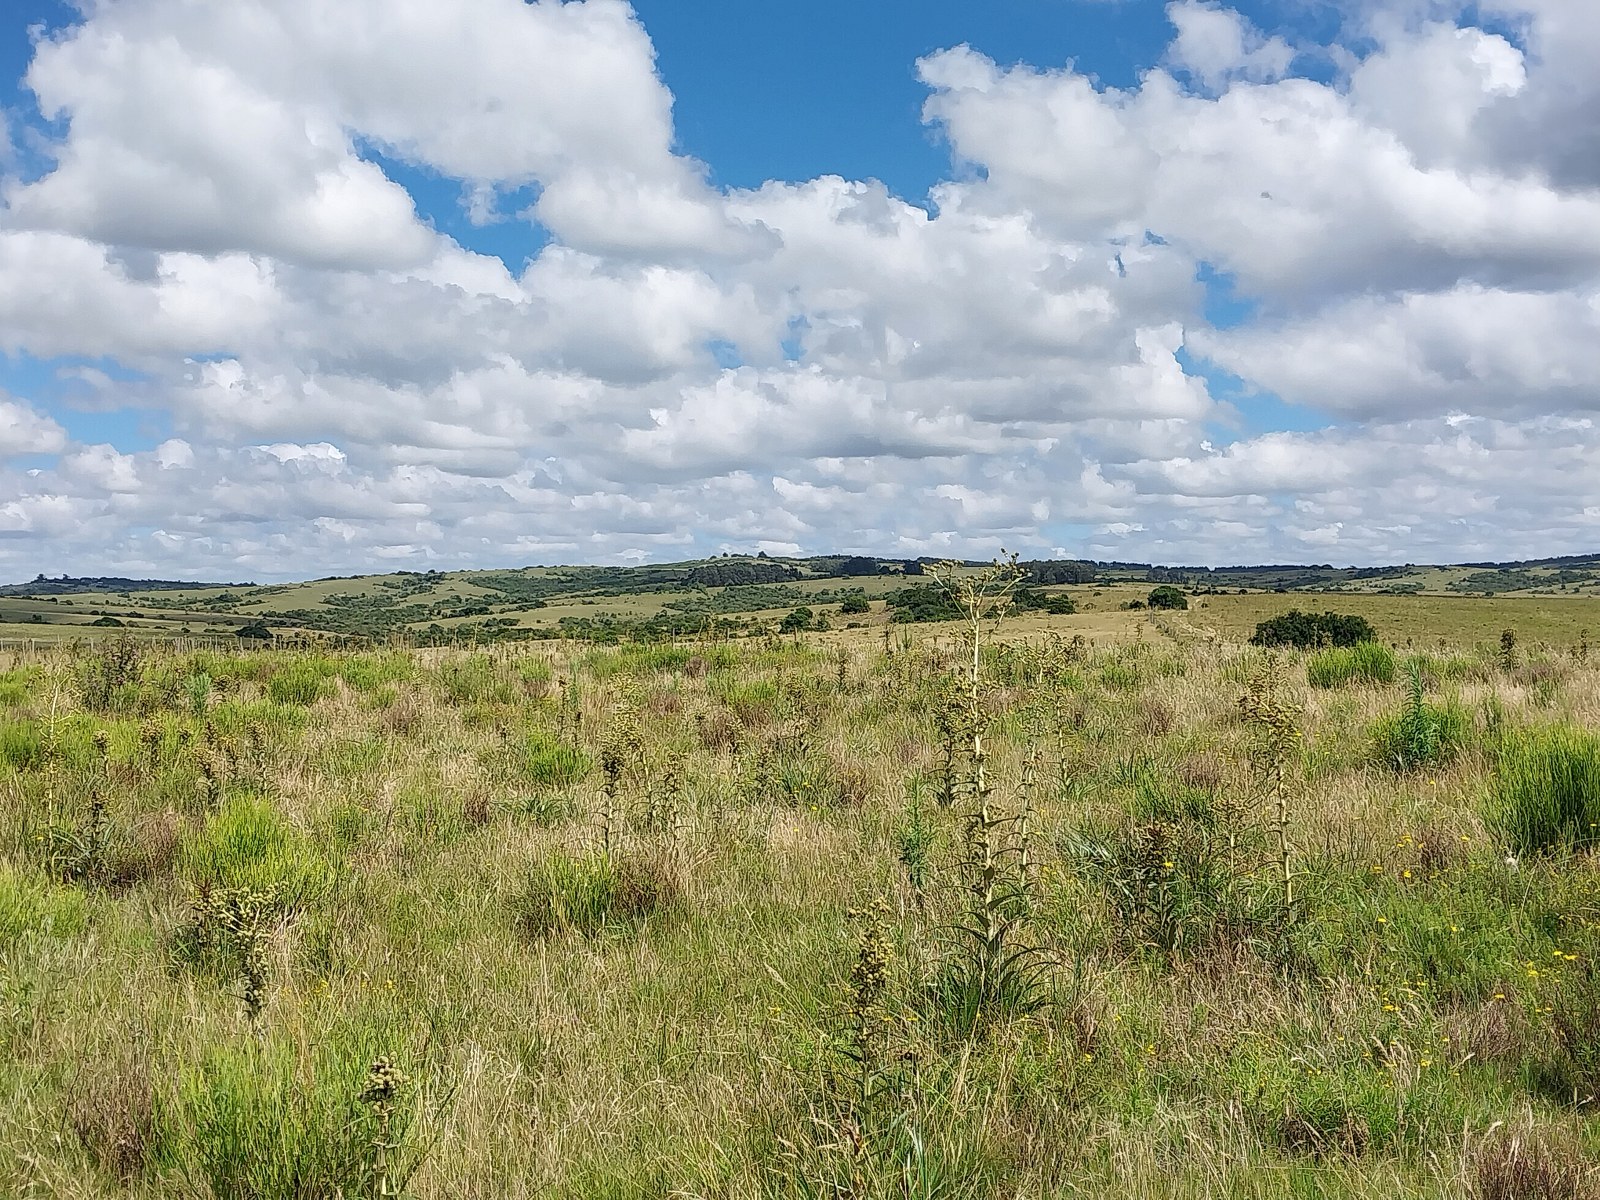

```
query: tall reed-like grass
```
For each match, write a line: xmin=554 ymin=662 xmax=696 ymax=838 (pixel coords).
xmin=1491 ymin=724 xmax=1600 ymax=855
xmin=1306 ymin=641 xmax=1396 ymax=688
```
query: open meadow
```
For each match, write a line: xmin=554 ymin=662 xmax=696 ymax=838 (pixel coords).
xmin=4 ymin=580 xmax=1600 ymax=1197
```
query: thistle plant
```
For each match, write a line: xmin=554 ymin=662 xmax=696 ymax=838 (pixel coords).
xmin=896 ymin=779 xmax=936 ymax=908
xmin=1238 ymin=664 xmax=1301 ymax=908
xmin=597 ymin=699 xmax=643 ymax=856
xmin=1500 ymin=628 xmax=1518 ymax=672
xmin=184 ymin=884 xmax=279 ymax=1029
xmin=359 ymin=1056 xmax=411 ymax=1199
xmin=928 ymin=557 xmax=1049 ymax=1031
xmin=558 ymin=676 xmax=582 ymax=747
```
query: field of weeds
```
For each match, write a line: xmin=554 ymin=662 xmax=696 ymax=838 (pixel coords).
xmin=4 ymin=591 xmax=1600 ymax=1197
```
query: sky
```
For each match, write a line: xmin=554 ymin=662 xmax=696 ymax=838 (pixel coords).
xmin=1 ymin=0 xmax=1598 ymax=582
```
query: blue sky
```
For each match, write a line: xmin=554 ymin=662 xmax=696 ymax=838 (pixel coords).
xmin=1 ymin=0 xmax=1597 ymax=578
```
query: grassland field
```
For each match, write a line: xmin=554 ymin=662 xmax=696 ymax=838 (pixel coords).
xmin=4 ymin=570 xmax=1600 ymax=1197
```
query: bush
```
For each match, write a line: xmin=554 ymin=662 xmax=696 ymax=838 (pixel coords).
xmin=74 ymin=638 xmax=144 ymax=712
xmin=885 ymin=585 xmax=961 ymax=623
xmin=1491 ymin=725 xmax=1600 ymax=856
xmin=1252 ymin=610 xmax=1378 ymax=649
xmin=1012 ymin=588 xmax=1076 ymax=615
xmin=779 ymin=606 xmax=815 ymax=634
xmin=839 ymin=594 xmax=870 ymax=615
xmin=1307 ymin=642 xmax=1396 ymax=688
xmin=1146 ymin=585 xmax=1188 ymax=611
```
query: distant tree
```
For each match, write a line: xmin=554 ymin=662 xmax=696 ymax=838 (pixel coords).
xmin=902 ymin=560 xmax=925 ymax=577
xmin=837 ymin=556 xmax=880 ymax=577
xmin=685 ymin=560 xmax=799 ymax=587
xmin=90 ymin=615 xmax=125 ymax=627
xmin=236 ymin=620 xmax=274 ymax=640
xmin=1012 ymin=588 xmax=1076 ymax=615
xmin=839 ymin=594 xmax=870 ymax=615
xmin=885 ymin=585 xmax=962 ymax=623
xmin=1021 ymin=560 xmax=1095 ymax=585
xmin=779 ymin=606 xmax=815 ymax=633
xmin=1147 ymin=585 xmax=1189 ymax=610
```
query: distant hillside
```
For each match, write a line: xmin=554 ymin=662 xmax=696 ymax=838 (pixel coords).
xmin=0 ymin=575 xmax=255 ymax=597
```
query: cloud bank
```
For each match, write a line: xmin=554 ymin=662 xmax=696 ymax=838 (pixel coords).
xmin=1 ymin=0 xmax=1597 ymax=578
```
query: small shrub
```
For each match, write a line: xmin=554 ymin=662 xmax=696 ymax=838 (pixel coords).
xmin=74 ymin=638 xmax=144 ymax=712
xmin=1491 ymin=725 xmax=1600 ymax=856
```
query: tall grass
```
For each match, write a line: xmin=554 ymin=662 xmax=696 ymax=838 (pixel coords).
xmin=1306 ymin=641 xmax=1396 ymax=688
xmin=1491 ymin=725 xmax=1600 ymax=855
xmin=1371 ymin=661 xmax=1470 ymax=771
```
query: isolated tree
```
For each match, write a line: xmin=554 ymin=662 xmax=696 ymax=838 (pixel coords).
xmin=780 ymin=607 xmax=815 ymax=633
xmin=1147 ymin=585 xmax=1189 ymax=611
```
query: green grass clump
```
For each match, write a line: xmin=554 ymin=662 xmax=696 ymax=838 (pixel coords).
xmin=1231 ymin=1049 xmax=1464 ymax=1158
xmin=265 ymin=658 xmax=336 ymax=706
xmin=1307 ymin=642 xmax=1396 ymax=688
xmin=435 ymin=655 xmax=516 ymax=705
xmin=179 ymin=797 xmax=335 ymax=904
xmin=1491 ymin=725 xmax=1600 ymax=856
xmin=338 ymin=652 xmax=415 ymax=692
xmin=0 ymin=720 xmax=44 ymax=772
xmin=512 ymin=850 xmax=681 ymax=939
xmin=1371 ymin=663 xmax=1469 ymax=771
xmin=0 ymin=668 xmax=35 ymax=707
xmin=0 ymin=861 xmax=89 ymax=943
xmin=171 ymin=1033 xmax=416 ymax=1200
xmin=521 ymin=729 xmax=590 ymax=790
